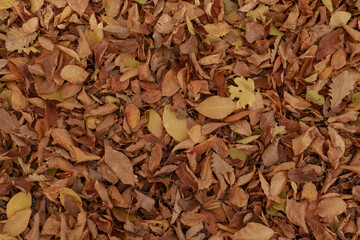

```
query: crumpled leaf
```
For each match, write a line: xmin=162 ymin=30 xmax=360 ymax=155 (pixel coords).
xmin=195 ymin=96 xmax=236 ymax=119
xmin=329 ymin=71 xmax=355 ymax=109
xmin=6 ymin=191 xmax=32 ymax=218
xmin=246 ymin=4 xmax=269 ymax=22
xmin=233 ymin=222 xmax=274 ymax=240
xmin=3 ymin=208 xmax=32 ymax=237
xmin=330 ymin=11 xmax=351 ymax=27
xmin=0 ymin=0 xmax=18 ymax=9
xmin=60 ymin=65 xmax=89 ymax=84
xmin=228 ymin=77 xmax=255 ymax=109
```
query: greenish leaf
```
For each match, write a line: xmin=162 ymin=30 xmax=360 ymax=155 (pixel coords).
xmin=322 ymin=0 xmax=333 ymax=12
xmin=223 ymin=0 xmax=238 ymax=16
xmin=228 ymin=148 xmax=246 ymax=160
xmin=186 ymin=16 xmax=195 ymax=35
xmin=237 ymin=135 xmax=261 ymax=144
xmin=350 ymin=92 xmax=360 ymax=107
xmin=134 ymin=0 xmax=147 ymax=4
xmin=304 ymin=72 xmax=317 ymax=83
xmin=269 ymin=25 xmax=284 ymax=36
xmin=307 ymin=90 xmax=325 ymax=105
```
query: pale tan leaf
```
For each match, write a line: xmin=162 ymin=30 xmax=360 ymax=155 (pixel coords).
xmin=329 ymin=71 xmax=355 ymax=109
xmin=330 ymin=11 xmax=351 ymax=27
xmin=198 ymin=54 xmax=222 ymax=65
xmin=292 ymin=127 xmax=316 ymax=156
xmin=228 ymin=186 xmax=249 ymax=208
xmin=104 ymin=0 xmax=121 ymax=17
xmin=5 ymin=28 xmax=37 ymax=51
xmin=189 ymin=125 xmax=207 ymax=144
xmin=180 ymin=211 xmax=205 ymax=227
xmin=302 ymin=182 xmax=318 ymax=202
xmin=60 ymin=65 xmax=89 ymax=84
xmin=269 ymin=171 xmax=287 ymax=203
xmin=146 ymin=109 xmax=163 ymax=138
xmin=4 ymin=209 xmax=31 ymax=237
xmin=212 ymin=152 xmax=233 ymax=175
xmin=233 ymin=222 xmax=274 ymax=240
xmin=286 ymin=199 xmax=309 ymax=233
xmin=105 ymin=145 xmax=135 ymax=186
xmin=204 ymin=22 xmax=232 ymax=37
xmin=0 ymin=233 xmax=16 ymax=240
xmin=66 ymin=0 xmax=88 ymax=16
xmin=195 ymin=96 xmax=236 ymax=119
xmin=316 ymin=197 xmax=346 ymax=218
xmin=6 ymin=191 xmax=32 ymax=218
xmin=163 ymin=105 xmax=189 ymax=142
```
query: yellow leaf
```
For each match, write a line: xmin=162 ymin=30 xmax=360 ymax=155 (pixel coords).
xmin=60 ymin=65 xmax=89 ymax=84
xmin=303 ymin=72 xmax=317 ymax=83
xmin=246 ymin=4 xmax=269 ymax=22
xmin=146 ymin=109 xmax=163 ymax=138
xmin=228 ymin=148 xmax=246 ymax=160
xmin=350 ymin=92 xmax=360 ymax=107
xmin=0 ymin=0 xmax=18 ymax=9
xmin=237 ymin=135 xmax=260 ymax=144
xmin=163 ymin=105 xmax=189 ymax=142
xmin=0 ymin=234 xmax=16 ymax=240
xmin=228 ymin=77 xmax=256 ymax=109
xmin=59 ymin=187 xmax=82 ymax=210
xmin=306 ymin=90 xmax=324 ymax=105
xmin=186 ymin=16 xmax=195 ymax=35
xmin=188 ymin=125 xmax=207 ymax=143
xmin=322 ymin=0 xmax=333 ymax=12
xmin=330 ymin=11 xmax=351 ymax=27
xmin=269 ymin=24 xmax=284 ymax=36
xmin=302 ymin=182 xmax=317 ymax=202
xmin=18 ymin=46 xmax=39 ymax=54
xmin=195 ymin=96 xmax=236 ymax=119
xmin=3 ymin=209 xmax=31 ymax=237
xmin=204 ymin=22 xmax=232 ymax=37
xmin=123 ymin=57 xmax=141 ymax=68
xmin=233 ymin=222 xmax=274 ymax=240
xmin=6 ymin=191 xmax=32 ymax=218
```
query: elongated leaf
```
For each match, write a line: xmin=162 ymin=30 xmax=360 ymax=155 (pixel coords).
xmin=329 ymin=71 xmax=355 ymax=109
xmin=195 ymin=96 xmax=235 ymax=119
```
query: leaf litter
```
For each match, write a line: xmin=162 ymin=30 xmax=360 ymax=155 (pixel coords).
xmin=0 ymin=0 xmax=360 ymax=239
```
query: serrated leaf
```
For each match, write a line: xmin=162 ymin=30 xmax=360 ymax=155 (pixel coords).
xmin=0 ymin=0 xmax=18 ymax=9
xmin=304 ymin=72 xmax=317 ymax=83
xmin=3 ymin=209 xmax=31 ymax=237
xmin=228 ymin=148 xmax=246 ymax=160
xmin=6 ymin=191 xmax=32 ymax=218
xmin=307 ymin=90 xmax=325 ymax=105
xmin=146 ymin=109 xmax=163 ymax=138
xmin=60 ymin=65 xmax=89 ymax=84
xmin=330 ymin=11 xmax=351 ymax=27
xmin=228 ymin=77 xmax=255 ymax=109
xmin=5 ymin=28 xmax=37 ymax=51
xmin=233 ymin=222 xmax=274 ymax=240
xmin=195 ymin=96 xmax=236 ymax=119
xmin=237 ymin=135 xmax=261 ymax=144
xmin=329 ymin=71 xmax=355 ymax=109
xmin=163 ymin=105 xmax=189 ymax=142
xmin=322 ymin=0 xmax=333 ymax=12
xmin=350 ymin=92 xmax=360 ymax=107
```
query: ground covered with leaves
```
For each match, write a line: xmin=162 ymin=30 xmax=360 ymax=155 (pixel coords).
xmin=0 ymin=0 xmax=360 ymax=239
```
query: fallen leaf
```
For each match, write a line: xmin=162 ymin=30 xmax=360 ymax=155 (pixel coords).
xmin=162 ymin=105 xmax=189 ymax=142
xmin=292 ymin=127 xmax=315 ymax=156
xmin=6 ymin=191 xmax=32 ymax=218
xmin=301 ymin=182 xmax=317 ymax=202
xmin=228 ymin=186 xmax=249 ymax=208
xmin=329 ymin=71 xmax=355 ymax=109
xmin=330 ymin=11 xmax=351 ymax=27
xmin=59 ymin=187 xmax=82 ymax=210
xmin=125 ymin=104 xmax=140 ymax=129
xmin=212 ymin=152 xmax=233 ymax=175
xmin=204 ymin=22 xmax=232 ymax=37
xmin=146 ymin=109 xmax=163 ymax=138
xmin=286 ymin=199 xmax=309 ymax=233
xmin=195 ymin=96 xmax=236 ymax=119
xmin=316 ymin=197 xmax=346 ymax=218
xmin=0 ymin=0 xmax=18 ymax=9
xmin=60 ymin=65 xmax=89 ymax=84
xmin=228 ymin=77 xmax=255 ymax=109
xmin=3 ymin=208 xmax=32 ymax=237
xmin=180 ymin=211 xmax=205 ymax=227
xmin=233 ymin=222 xmax=274 ymax=240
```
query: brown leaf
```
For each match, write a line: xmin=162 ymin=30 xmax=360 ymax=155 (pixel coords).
xmin=149 ymin=143 xmax=162 ymax=172
xmin=135 ymin=190 xmax=155 ymax=212
xmin=316 ymin=197 xmax=346 ymax=218
xmin=105 ymin=145 xmax=135 ymax=186
xmin=329 ymin=71 xmax=355 ymax=109
xmin=228 ymin=186 xmax=249 ymax=208
xmin=180 ymin=211 xmax=205 ymax=227
xmin=66 ymin=0 xmax=88 ymax=16
xmin=0 ymin=108 xmax=19 ymax=133
xmin=162 ymin=69 xmax=180 ymax=97
xmin=286 ymin=199 xmax=309 ymax=233
xmin=60 ymin=65 xmax=89 ymax=84
xmin=292 ymin=127 xmax=315 ymax=156
xmin=211 ymin=152 xmax=233 ymax=175
xmin=125 ymin=104 xmax=140 ymax=129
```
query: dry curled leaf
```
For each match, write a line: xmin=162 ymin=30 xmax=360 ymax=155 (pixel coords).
xmin=233 ymin=222 xmax=274 ymax=240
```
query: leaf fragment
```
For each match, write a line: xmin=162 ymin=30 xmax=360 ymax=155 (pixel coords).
xmin=0 ymin=0 xmax=18 ymax=9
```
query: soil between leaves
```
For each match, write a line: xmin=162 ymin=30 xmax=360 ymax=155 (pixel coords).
xmin=0 ymin=0 xmax=360 ymax=240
